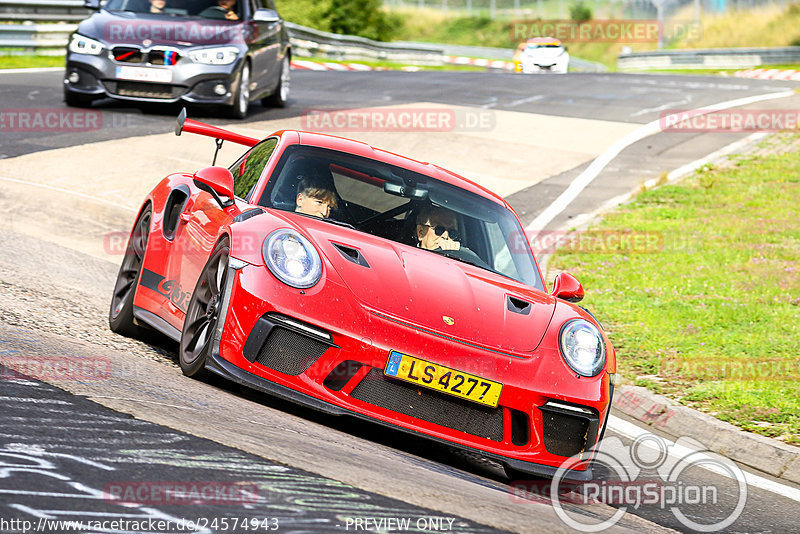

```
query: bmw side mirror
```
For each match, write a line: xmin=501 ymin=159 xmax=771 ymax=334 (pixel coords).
xmin=83 ymin=0 xmax=101 ymax=10
xmin=551 ymin=272 xmax=584 ymax=303
xmin=252 ymin=8 xmax=280 ymax=22
xmin=194 ymin=167 xmax=235 ymax=208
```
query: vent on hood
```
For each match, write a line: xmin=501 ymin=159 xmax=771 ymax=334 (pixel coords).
xmin=507 ymin=295 xmax=532 ymax=315
xmin=332 ymin=242 xmax=370 ymax=268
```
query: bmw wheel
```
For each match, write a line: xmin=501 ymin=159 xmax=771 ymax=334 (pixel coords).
xmin=262 ymin=55 xmax=290 ymax=108
xmin=64 ymin=87 xmax=95 ymax=108
xmin=229 ymin=63 xmax=250 ymax=119
xmin=109 ymin=205 xmax=151 ymax=337
xmin=180 ymin=238 xmax=230 ymax=378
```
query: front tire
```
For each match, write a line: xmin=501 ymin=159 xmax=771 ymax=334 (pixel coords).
xmin=179 ymin=238 xmax=230 ymax=378
xmin=262 ymin=55 xmax=290 ymax=108
xmin=109 ymin=205 xmax=151 ymax=337
xmin=64 ymin=88 xmax=95 ymax=108
xmin=228 ymin=63 xmax=251 ymax=119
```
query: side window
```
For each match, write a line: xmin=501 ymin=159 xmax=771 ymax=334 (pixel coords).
xmin=259 ymin=0 xmax=276 ymax=9
xmin=230 ymin=138 xmax=278 ymax=200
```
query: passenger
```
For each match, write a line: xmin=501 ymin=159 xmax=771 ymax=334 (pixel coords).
xmin=415 ymin=205 xmax=462 ymax=251
xmin=295 ymin=175 xmax=338 ymax=219
xmin=199 ymin=0 xmax=239 ymax=20
xmin=149 ymin=0 xmax=166 ymax=13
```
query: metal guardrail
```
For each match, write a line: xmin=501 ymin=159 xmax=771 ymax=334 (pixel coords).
xmin=285 ymin=22 xmax=443 ymax=66
xmin=0 ymin=0 xmax=88 ymax=21
xmin=618 ymin=47 xmax=800 ymax=70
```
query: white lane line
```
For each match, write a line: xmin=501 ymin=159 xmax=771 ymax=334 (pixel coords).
xmin=0 ymin=67 xmax=64 ymax=74
xmin=525 ymin=89 xmax=796 ymax=235
xmin=0 ymin=175 xmax=137 ymax=213
xmin=608 ymin=415 xmax=800 ymax=502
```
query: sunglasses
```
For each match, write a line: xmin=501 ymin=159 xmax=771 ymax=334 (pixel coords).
xmin=423 ymin=224 xmax=460 ymax=240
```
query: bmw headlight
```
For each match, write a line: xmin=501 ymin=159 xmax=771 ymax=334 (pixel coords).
xmin=263 ymin=229 xmax=322 ymax=288
xmin=68 ymin=34 xmax=104 ymax=55
xmin=188 ymin=46 xmax=240 ymax=65
xmin=558 ymin=319 xmax=606 ymax=377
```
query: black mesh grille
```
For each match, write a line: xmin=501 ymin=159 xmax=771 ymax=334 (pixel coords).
xmin=350 ymin=368 xmax=503 ymax=441
xmin=109 ymin=81 xmax=181 ymax=99
xmin=254 ymin=327 xmax=329 ymax=376
xmin=541 ymin=410 xmax=591 ymax=457
xmin=323 ymin=360 xmax=363 ymax=392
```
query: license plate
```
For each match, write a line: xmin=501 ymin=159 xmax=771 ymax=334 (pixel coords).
xmin=384 ymin=350 xmax=503 ymax=408
xmin=115 ymin=66 xmax=173 ymax=83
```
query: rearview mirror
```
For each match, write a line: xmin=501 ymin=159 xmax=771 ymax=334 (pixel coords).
xmin=194 ymin=167 xmax=235 ymax=208
xmin=551 ymin=272 xmax=584 ymax=302
xmin=83 ymin=0 xmax=101 ymax=9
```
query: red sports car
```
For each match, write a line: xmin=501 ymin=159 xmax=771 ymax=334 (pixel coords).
xmin=110 ymin=110 xmax=616 ymax=480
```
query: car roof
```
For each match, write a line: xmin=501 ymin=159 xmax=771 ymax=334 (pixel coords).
xmin=526 ymin=37 xmax=562 ymax=46
xmin=274 ymin=130 xmax=510 ymax=208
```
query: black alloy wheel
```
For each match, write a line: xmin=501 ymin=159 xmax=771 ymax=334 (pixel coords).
xmin=109 ymin=205 xmax=151 ymax=337
xmin=179 ymin=238 xmax=230 ymax=377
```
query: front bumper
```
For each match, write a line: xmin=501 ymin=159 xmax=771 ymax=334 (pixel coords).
xmin=64 ymin=51 xmax=242 ymax=105
xmin=210 ymin=263 xmax=612 ymax=479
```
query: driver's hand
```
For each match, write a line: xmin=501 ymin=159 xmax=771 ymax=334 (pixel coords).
xmin=437 ymin=238 xmax=461 ymax=251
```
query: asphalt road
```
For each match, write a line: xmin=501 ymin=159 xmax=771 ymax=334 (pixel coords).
xmin=1 ymin=68 xmax=800 ymax=533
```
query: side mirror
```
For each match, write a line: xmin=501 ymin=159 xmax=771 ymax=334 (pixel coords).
xmin=551 ymin=272 xmax=584 ymax=303
xmin=252 ymin=8 xmax=280 ymax=22
xmin=193 ymin=167 xmax=235 ymax=208
xmin=83 ymin=0 xmax=101 ymax=10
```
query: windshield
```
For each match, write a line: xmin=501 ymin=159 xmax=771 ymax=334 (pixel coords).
xmin=258 ymin=145 xmax=544 ymax=290
xmin=105 ymin=0 xmax=243 ymax=20
xmin=527 ymin=44 xmax=562 ymax=50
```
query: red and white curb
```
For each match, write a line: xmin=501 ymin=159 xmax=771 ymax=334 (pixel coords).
xmin=291 ymin=60 xmax=375 ymax=71
xmin=290 ymin=57 xmax=515 ymax=71
xmin=444 ymin=56 xmax=514 ymax=70
xmin=734 ymin=68 xmax=800 ymax=81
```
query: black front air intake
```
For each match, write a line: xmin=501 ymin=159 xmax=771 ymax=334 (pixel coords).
xmin=350 ymin=368 xmax=504 ymax=442
xmin=243 ymin=314 xmax=335 ymax=376
xmin=254 ymin=327 xmax=329 ymax=375
xmin=539 ymin=402 xmax=599 ymax=457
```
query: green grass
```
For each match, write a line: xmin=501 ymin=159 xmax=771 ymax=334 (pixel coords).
xmin=549 ymin=134 xmax=800 ymax=444
xmin=0 ymin=54 xmax=64 ymax=69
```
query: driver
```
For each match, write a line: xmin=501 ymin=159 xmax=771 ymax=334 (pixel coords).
xmin=416 ymin=205 xmax=462 ymax=251
xmin=295 ymin=175 xmax=338 ymax=219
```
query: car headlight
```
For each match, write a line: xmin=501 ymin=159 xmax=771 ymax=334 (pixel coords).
xmin=558 ymin=319 xmax=606 ymax=377
xmin=68 ymin=34 xmax=104 ymax=55
xmin=263 ymin=229 xmax=322 ymax=288
xmin=188 ymin=46 xmax=240 ymax=65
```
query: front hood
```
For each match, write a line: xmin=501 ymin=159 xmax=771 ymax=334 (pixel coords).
xmin=296 ymin=218 xmax=557 ymax=354
xmin=78 ymin=10 xmax=245 ymax=47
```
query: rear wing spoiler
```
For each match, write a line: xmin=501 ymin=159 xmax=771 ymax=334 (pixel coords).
xmin=175 ymin=108 xmax=260 ymax=164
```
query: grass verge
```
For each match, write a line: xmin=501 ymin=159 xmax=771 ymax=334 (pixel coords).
xmin=548 ymin=133 xmax=800 ymax=445
xmin=0 ymin=54 xmax=64 ymax=69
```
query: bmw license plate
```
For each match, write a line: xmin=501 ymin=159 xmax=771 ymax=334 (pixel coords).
xmin=115 ymin=66 xmax=173 ymax=83
xmin=384 ymin=350 xmax=502 ymax=407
